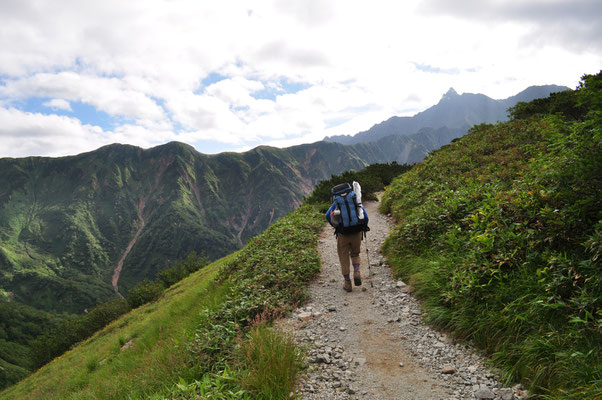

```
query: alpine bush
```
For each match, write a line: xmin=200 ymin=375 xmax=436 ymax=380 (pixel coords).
xmin=304 ymin=162 xmax=412 ymax=205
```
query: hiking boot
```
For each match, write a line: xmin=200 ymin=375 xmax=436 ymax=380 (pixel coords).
xmin=343 ymin=279 xmax=352 ymax=292
xmin=353 ymin=270 xmax=362 ymax=286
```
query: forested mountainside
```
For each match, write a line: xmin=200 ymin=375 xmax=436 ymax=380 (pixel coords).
xmin=0 ymin=141 xmax=354 ymax=313
xmin=0 ymin=117 xmax=476 ymax=317
xmin=325 ymin=84 xmax=568 ymax=145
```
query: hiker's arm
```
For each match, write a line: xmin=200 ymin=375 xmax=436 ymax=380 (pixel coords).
xmin=362 ymin=206 xmax=369 ymax=225
xmin=325 ymin=203 xmax=336 ymax=226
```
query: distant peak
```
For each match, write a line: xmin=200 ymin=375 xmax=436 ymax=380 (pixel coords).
xmin=441 ymin=87 xmax=458 ymax=100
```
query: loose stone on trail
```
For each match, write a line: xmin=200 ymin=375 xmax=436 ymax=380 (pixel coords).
xmin=297 ymin=311 xmax=312 ymax=320
xmin=474 ymin=385 xmax=495 ymax=399
xmin=442 ymin=365 xmax=456 ymax=374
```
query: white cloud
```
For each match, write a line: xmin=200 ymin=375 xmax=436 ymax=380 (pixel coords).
xmin=0 ymin=0 xmax=600 ymax=157
xmin=0 ymin=107 xmax=107 ymax=157
xmin=0 ymin=107 xmax=177 ymax=157
xmin=418 ymin=0 xmax=602 ymax=53
xmin=1 ymin=72 xmax=166 ymax=123
xmin=42 ymin=98 xmax=72 ymax=111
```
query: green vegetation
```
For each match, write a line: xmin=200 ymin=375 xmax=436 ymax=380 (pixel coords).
xmin=381 ymin=72 xmax=601 ymax=399
xmin=157 ymin=252 xmax=209 ymax=288
xmin=2 ymin=159 xmax=414 ymax=397
xmin=0 ymin=252 xmax=208 ymax=391
xmin=1 ymin=146 xmax=411 ymax=392
xmin=1 ymin=203 xmax=323 ymax=399
xmin=237 ymin=322 xmax=304 ymax=399
xmin=168 ymin=204 xmax=323 ymax=398
xmin=0 ymin=93 xmax=489 ymax=391
xmin=30 ymin=297 xmax=131 ymax=369
xmin=0 ymin=76 xmax=584 ymax=398
xmin=0 ymin=122 xmax=451 ymax=318
xmin=304 ymin=162 xmax=413 ymax=205
xmin=1 ymin=255 xmax=229 ymax=399
xmin=28 ymin=253 xmax=208 ymax=371
xmin=0 ymin=300 xmax=59 ymax=388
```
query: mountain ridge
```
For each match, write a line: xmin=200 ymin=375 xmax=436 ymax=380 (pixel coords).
xmin=0 ymin=139 xmax=376 ymax=314
xmin=324 ymin=84 xmax=569 ymax=145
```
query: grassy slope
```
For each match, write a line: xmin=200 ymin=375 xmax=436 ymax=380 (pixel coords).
xmin=1 ymin=204 xmax=324 ymax=399
xmin=1 ymin=255 xmax=229 ymax=400
xmin=381 ymin=74 xmax=601 ymax=398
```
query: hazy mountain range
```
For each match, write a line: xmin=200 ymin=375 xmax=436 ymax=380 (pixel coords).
xmin=324 ymin=85 xmax=568 ymax=145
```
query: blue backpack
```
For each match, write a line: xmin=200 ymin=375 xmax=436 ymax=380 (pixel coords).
xmin=331 ymin=183 xmax=365 ymax=234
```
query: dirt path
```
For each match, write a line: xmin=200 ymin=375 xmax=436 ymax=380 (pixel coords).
xmin=280 ymin=198 xmax=521 ymax=400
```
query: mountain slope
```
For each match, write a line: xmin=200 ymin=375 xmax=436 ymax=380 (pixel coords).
xmin=1 ymin=203 xmax=325 ymax=399
xmin=325 ymin=84 xmax=568 ymax=145
xmin=0 ymin=252 xmax=228 ymax=399
xmin=381 ymin=72 xmax=601 ymax=398
xmin=0 ymin=134 xmax=432 ymax=389
xmin=0 ymin=142 xmax=347 ymax=313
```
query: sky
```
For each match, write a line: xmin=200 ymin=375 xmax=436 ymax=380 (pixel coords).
xmin=0 ymin=0 xmax=600 ymax=158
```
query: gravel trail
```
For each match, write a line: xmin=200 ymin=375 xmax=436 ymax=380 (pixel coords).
xmin=279 ymin=197 xmax=526 ymax=400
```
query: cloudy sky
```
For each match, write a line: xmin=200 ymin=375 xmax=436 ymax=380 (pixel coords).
xmin=0 ymin=0 xmax=600 ymax=158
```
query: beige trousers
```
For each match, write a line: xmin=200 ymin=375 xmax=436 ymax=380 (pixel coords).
xmin=336 ymin=231 xmax=362 ymax=275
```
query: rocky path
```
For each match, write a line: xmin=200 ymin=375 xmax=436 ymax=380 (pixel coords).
xmin=279 ymin=198 xmax=527 ymax=400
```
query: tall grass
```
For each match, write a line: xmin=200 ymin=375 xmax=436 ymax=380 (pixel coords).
xmin=237 ymin=322 xmax=304 ymax=399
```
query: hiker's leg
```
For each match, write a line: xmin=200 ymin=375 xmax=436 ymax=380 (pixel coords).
xmin=337 ymin=234 xmax=351 ymax=277
xmin=349 ymin=232 xmax=362 ymax=266
xmin=350 ymin=232 xmax=363 ymax=285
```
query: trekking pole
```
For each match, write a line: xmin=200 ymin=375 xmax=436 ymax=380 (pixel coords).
xmin=364 ymin=231 xmax=374 ymax=288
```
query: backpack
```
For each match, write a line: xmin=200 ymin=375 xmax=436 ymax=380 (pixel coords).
xmin=331 ymin=183 xmax=366 ymax=235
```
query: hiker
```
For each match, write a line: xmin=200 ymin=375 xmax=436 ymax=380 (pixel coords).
xmin=325 ymin=182 xmax=369 ymax=292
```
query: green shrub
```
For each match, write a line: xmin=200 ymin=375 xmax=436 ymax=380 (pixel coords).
xmin=164 ymin=204 xmax=322 ymax=398
xmin=304 ymin=162 xmax=412 ymax=205
xmin=30 ymin=297 xmax=131 ymax=368
xmin=156 ymin=367 xmax=249 ymax=400
xmin=158 ymin=252 xmax=208 ymax=288
xmin=127 ymin=280 xmax=164 ymax=309
xmin=0 ymin=358 xmax=30 ymax=393
xmin=26 ymin=251 xmax=207 ymax=373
